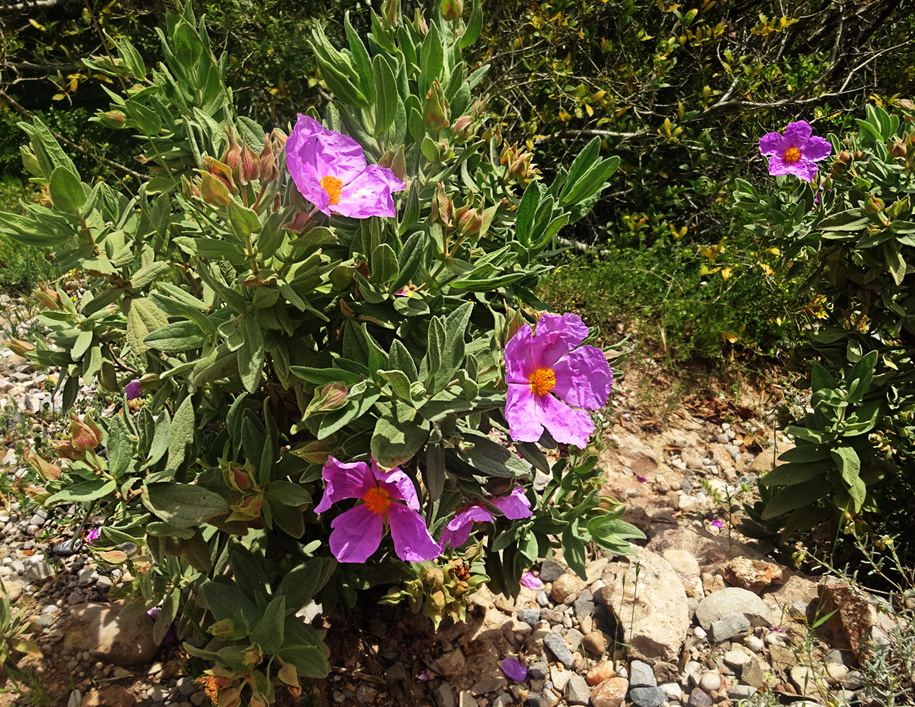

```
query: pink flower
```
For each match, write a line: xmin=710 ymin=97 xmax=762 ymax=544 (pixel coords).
xmin=520 ymin=572 xmax=543 ymax=590
xmin=504 ymin=313 xmax=613 ymax=448
xmin=637 ymin=475 xmax=647 ymax=483
xmin=759 ymin=121 xmax=831 ymax=182
xmin=125 ymin=380 xmax=141 ymax=400
xmin=85 ymin=528 xmax=101 ymax=545
xmin=711 ymin=519 xmax=724 ymax=529
xmin=315 ymin=457 xmax=441 ymax=563
xmin=439 ymin=487 xmax=532 ymax=549
xmin=286 ymin=115 xmax=405 ymax=218
xmin=500 ymin=657 xmax=527 ymax=682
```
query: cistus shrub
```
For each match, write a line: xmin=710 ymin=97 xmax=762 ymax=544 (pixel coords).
xmin=736 ymin=102 xmax=915 ymax=555
xmin=0 ymin=1 xmax=644 ymax=703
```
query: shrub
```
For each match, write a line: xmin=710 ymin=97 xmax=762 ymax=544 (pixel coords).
xmin=0 ymin=2 xmax=643 ymax=702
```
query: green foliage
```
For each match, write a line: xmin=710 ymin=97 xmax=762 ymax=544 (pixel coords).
xmin=736 ymin=102 xmax=915 ymax=549
xmin=1 ymin=2 xmax=642 ymax=702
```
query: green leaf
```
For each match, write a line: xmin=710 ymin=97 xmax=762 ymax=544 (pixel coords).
xmin=127 ymin=298 xmax=169 ymax=355
xmin=459 ymin=0 xmax=483 ymax=49
xmin=238 ymin=316 xmax=265 ymax=394
xmin=344 ymin=12 xmax=374 ymax=101
xmin=143 ymin=482 xmax=228 ymax=528
xmin=371 ymin=403 xmax=430 ymax=469
xmin=562 ymin=518 xmax=588 ymax=579
xmin=515 ymin=181 xmax=541 ymax=248
xmin=586 ymin=515 xmax=644 ymax=554
xmin=130 ymin=261 xmax=172 ymax=290
xmin=107 ymin=414 xmax=133 ymax=479
xmin=266 ymin=480 xmax=312 ymax=507
xmin=250 ymin=596 xmax=286 ymax=654
xmin=153 ymin=589 xmax=179 ymax=646
xmin=759 ymin=460 xmax=829 ymax=487
xmin=371 ymin=242 xmax=398 ymax=284
xmin=71 ymin=330 xmax=93 ymax=360
xmin=423 ymin=443 xmax=445 ymax=501
xmin=49 ymin=166 xmax=86 ymax=216
xmin=846 ymin=350 xmax=877 ymax=405
xmin=276 ymin=557 xmax=337 ymax=615
xmin=145 ymin=321 xmax=206 ymax=352
xmin=761 ymin=478 xmax=825 ymax=520
xmin=227 ymin=200 xmax=261 ymax=240
xmin=202 ymin=580 xmax=260 ymax=632
xmin=372 ymin=55 xmax=398 ymax=138
xmin=831 ymin=446 xmax=861 ymax=487
xmin=46 ymin=478 xmax=117 ymax=506
xmin=419 ymin=23 xmax=444 ymax=94
xmin=810 ymin=363 xmax=837 ymax=392
xmin=166 ymin=395 xmax=195 ymax=472
xmin=379 ymin=369 xmax=413 ymax=402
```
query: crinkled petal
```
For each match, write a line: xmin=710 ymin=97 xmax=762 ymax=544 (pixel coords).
xmin=552 ymin=345 xmax=613 ymax=410
xmin=765 ymin=154 xmax=796 ymax=177
xmin=328 ymin=505 xmax=384 ymax=563
xmin=492 ymin=487 xmax=532 ymax=519
xmin=332 ymin=166 xmax=401 ymax=219
xmin=387 ymin=504 xmax=442 ymax=561
xmin=783 ymin=120 xmax=813 ymax=144
xmin=520 ymin=571 xmax=543 ymax=590
xmin=505 ymin=384 xmax=546 ymax=442
xmin=758 ymin=131 xmax=786 ymax=156
xmin=505 ymin=325 xmax=537 ymax=384
xmin=535 ymin=313 xmax=588 ymax=351
xmin=538 ymin=393 xmax=595 ymax=448
xmin=440 ymin=505 xmax=491 ymax=548
xmin=373 ymin=461 xmax=420 ymax=510
xmin=315 ymin=457 xmax=373 ymax=514
xmin=293 ymin=115 xmax=366 ymax=181
xmin=802 ymin=135 xmax=832 ymax=162
xmin=795 ymin=160 xmax=820 ymax=182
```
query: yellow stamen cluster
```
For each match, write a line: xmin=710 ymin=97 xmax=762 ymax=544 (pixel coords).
xmin=364 ymin=486 xmax=392 ymax=515
xmin=321 ymin=175 xmax=344 ymax=204
xmin=529 ymin=367 xmax=557 ymax=396
xmin=783 ymin=146 xmax=802 ymax=163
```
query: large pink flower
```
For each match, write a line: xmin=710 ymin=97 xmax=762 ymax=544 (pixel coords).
xmin=440 ymin=487 xmax=533 ymax=549
xmin=759 ymin=120 xmax=831 ymax=182
xmin=505 ymin=313 xmax=613 ymax=448
xmin=286 ymin=115 xmax=405 ymax=218
xmin=315 ymin=456 xmax=440 ymax=563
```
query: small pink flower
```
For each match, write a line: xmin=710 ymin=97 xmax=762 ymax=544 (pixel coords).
xmin=711 ymin=519 xmax=724 ymax=529
xmin=124 ymin=380 xmax=141 ymax=400
xmin=417 ymin=670 xmax=431 ymax=682
xmin=759 ymin=120 xmax=831 ymax=182
xmin=85 ymin=528 xmax=101 ymax=545
xmin=637 ymin=475 xmax=647 ymax=483
xmin=520 ymin=572 xmax=543 ymax=590
xmin=439 ymin=487 xmax=533 ymax=549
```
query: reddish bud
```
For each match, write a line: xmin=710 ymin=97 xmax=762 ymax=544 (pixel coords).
xmin=99 ymin=110 xmax=126 ymax=129
xmin=28 ymin=452 xmax=61 ymax=481
xmin=239 ymin=143 xmax=260 ymax=186
xmin=432 ymin=182 xmax=453 ymax=225
xmin=69 ymin=414 xmax=102 ymax=452
xmin=3 ymin=338 xmax=34 ymax=357
xmin=259 ymin=138 xmax=278 ymax=183
xmin=423 ymin=81 xmax=450 ymax=134
xmin=413 ymin=8 xmax=428 ymax=34
xmin=441 ymin=0 xmax=463 ymax=22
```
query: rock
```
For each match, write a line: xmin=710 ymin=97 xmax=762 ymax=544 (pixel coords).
xmin=458 ymin=691 xmax=478 ymax=707
xmin=550 ymin=664 xmax=571 ymax=692
xmin=525 ymin=628 xmax=550 ymax=653
xmin=433 ymin=683 xmax=456 ymax=707
xmin=518 ymin=608 xmax=541 ymax=626
xmin=826 ymin=663 xmax=849 ymax=683
xmin=696 ymin=587 xmax=772 ymax=630
xmin=491 ymin=694 xmax=513 ymax=707
xmin=572 ymin=590 xmax=595 ymax=620
xmin=582 ymin=630 xmax=609 ymax=656
xmin=742 ymin=658 xmax=766 ymax=689
xmin=817 ymin=579 xmax=895 ymax=662
xmin=586 ymin=660 xmax=617 ymax=686
xmin=748 ymin=446 xmax=791 ymax=474
xmin=438 ymin=648 xmax=466 ymax=675
xmin=790 ymin=666 xmax=827 ymax=698
xmin=662 ymin=549 xmax=701 ymax=576
xmin=710 ymin=611 xmax=751 ymax=642
xmin=698 ymin=672 xmax=721 ymax=692
xmin=0 ymin=578 xmax=24 ymax=602
xmin=528 ymin=662 xmax=549 ymax=680
xmin=62 ymin=601 xmax=159 ymax=667
xmin=590 ymin=677 xmax=629 ymax=707
xmin=723 ymin=648 xmax=752 ymax=669
xmin=728 ymin=685 xmax=757 ymax=700
xmin=356 ymin=685 xmax=378 ymax=703
xmin=647 ymin=525 xmax=765 ymax=575
xmin=564 ymin=627 xmax=584 ymax=651
xmin=385 ymin=663 xmax=407 ymax=682
xmin=551 ymin=573 xmax=584 ymax=604
xmin=566 ymin=675 xmax=591 ymax=705
xmin=660 ymin=683 xmax=682 ymax=702
xmin=722 ymin=558 xmax=786 ymax=594
xmin=80 ymin=685 xmax=135 ymax=707
xmin=540 ymin=560 xmax=566 ymax=582
xmin=543 ymin=632 xmax=574 ymax=668
xmin=597 ymin=548 xmax=689 ymax=663
xmin=22 ymin=555 xmax=53 ymax=582
xmin=629 ymin=686 xmax=666 ymax=707
xmin=628 ymin=660 xmax=657 ymax=687
xmin=687 ymin=687 xmax=714 ymax=707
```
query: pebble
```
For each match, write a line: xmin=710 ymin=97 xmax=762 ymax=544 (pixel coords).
xmin=629 ymin=660 xmax=656 ymax=687
xmin=699 ymin=672 xmax=721 ymax=692
xmin=518 ymin=608 xmax=541 ymax=626
xmin=543 ymin=632 xmax=574 ymax=668
xmin=590 ymin=677 xmax=628 ymax=707
xmin=629 ymin=686 xmax=667 ymax=707
xmin=687 ymin=687 xmax=714 ymax=707
xmin=582 ymin=630 xmax=608 ymax=655
xmin=585 ymin=660 xmax=616 ymax=686
xmin=566 ymin=675 xmax=591 ymax=705
xmin=539 ymin=561 xmax=566 ymax=582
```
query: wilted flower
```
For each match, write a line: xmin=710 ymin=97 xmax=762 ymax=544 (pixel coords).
xmin=504 ymin=313 xmax=613 ymax=448
xmin=286 ymin=115 xmax=405 ymax=219
xmin=500 ymin=657 xmax=528 ymax=682
xmin=520 ymin=571 xmax=543 ymax=590
xmin=440 ymin=487 xmax=532 ymax=548
xmin=315 ymin=457 xmax=441 ymax=563
xmin=759 ymin=120 xmax=831 ymax=182
xmin=125 ymin=380 xmax=141 ymax=400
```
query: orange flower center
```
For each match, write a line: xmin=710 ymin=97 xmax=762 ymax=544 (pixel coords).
xmin=364 ymin=486 xmax=392 ymax=515
xmin=321 ymin=175 xmax=344 ymax=205
xmin=529 ymin=367 xmax=557 ymax=396
xmin=783 ymin=146 xmax=802 ymax=163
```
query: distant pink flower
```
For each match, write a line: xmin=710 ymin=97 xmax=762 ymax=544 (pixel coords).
xmin=85 ymin=528 xmax=101 ymax=545
xmin=125 ymin=380 xmax=141 ymax=400
xmin=146 ymin=607 xmax=176 ymax=645
xmin=759 ymin=121 xmax=831 ymax=182
xmin=286 ymin=115 xmax=405 ymax=218
xmin=711 ymin=519 xmax=724 ymax=529
xmin=637 ymin=475 xmax=647 ymax=483
xmin=440 ymin=488 xmax=532 ymax=549
xmin=500 ymin=657 xmax=527 ymax=682
xmin=315 ymin=457 xmax=440 ymax=563
xmin=520 ymin=572 xmax=543 ymax=590
xmin=417 ymin=670 xmax=431 ymax=681
xmin=505 ymin=313 xmax=613 ymax=448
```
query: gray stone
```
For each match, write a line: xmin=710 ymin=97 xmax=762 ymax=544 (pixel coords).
xmin=526 ymin=690 xmax=557 ymax=707
xmin=550 ymin=664 xmax=571 ymax=692
xmin=710 ymin=611 xmax=751 ymax=642
xmin=695 ymin=587 xmax=772 ymax=630
xmin=566 ymin=675 xmax=590 ymax=705
xmin=356 ymin=685 xmax=378 ymax=703
xmin=438 ymin=648 xmax=466 ymax=674
xmin=491 ymin=694 xmax=513 ymax=707
xmin=433 ymin=683 xmax=455 ymax=707
xmin=543 ymin=632 xmax=574 ymax=668
xmin=458 ymin=691 xmax=478 ymax=707
xmin=563 ymin=627 xmax=584 ymax=652
xmin=742 ymin=657 xmax=766 ymax=688
xmin=22 ymin=555 xmax=53 ymax=582
xmin=687 ymin=687 xmax=713 ymax=707
xmin=540 ymin=560 xmax=566 ymax=582
xmin=629 ymin=686 xmax=666 ymax=707
xmin=728 ymin=685 xmax=757 ymax=699
xmin=528 ymin=661 xmax=549 ymax=680
xmin=629 ymin=660 xmax=657 ymax=687
xmin=518 ymin=608 xmax=541 ymax=626
xmin=536 ymin=591 xmax=550 ymax=607
xmin=573 ymin=590 xmax=595 ymax=620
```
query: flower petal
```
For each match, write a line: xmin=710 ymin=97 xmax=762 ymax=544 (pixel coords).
xmin=802 ymin=135 xmax=832 ymax=162
xmin=520 ymin=571 xmax=543 ymax=590
xmin=505 ymin=384 xmax=546 ymax=442
xmin=373 ymin=461 xmax=420 ymax=510
xmin=328 ymin=505 xmax=384 ymax=563
xmin=500 ymin=658 xmax=527 ymax=682
xmin=505 ymin=324 xmax=537 ymax=384
xmin=491 ymin=487 xmax=532 ymax=520
xmin=333 ymin=166 xmax=402 ymax=219
xmin=440 ymin=504 xmax=491 ymax=546
xmin=315 ymin=457 xmax=372 ymax=514
xmin=535 ymin=313 xmax=588 ymax=351
xmin=758 ymin=131 xmax=785 ymax=156
xmin=538 ymin=393 xmax=595 ymax=448
xmin=783 ymin=120 xmax=813 ymax=144
xmin=387 ymin=504 xmax=442 ymax=561
xmin=552 ymin=345 xmax=613 ymax=410
xmin=795 ymin=160 xmax=820 ymax=182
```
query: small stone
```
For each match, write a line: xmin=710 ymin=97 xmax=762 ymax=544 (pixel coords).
xmin=586 ymin=660 xmax=616 ymax=686
xmin=438 ymin=648 xmax=466 ymax=674
xmin=582 ymin=630 xmax=608 ymax=656
xmin=723 ymin=649 xmax=752 ymax=668
xmin=528 ymin=661 xmax=549 ymax=680
xmin=742 ymin=657 xmax=765 ymax=688
xmin=543 ymin=632 xmax=574 ymax=667
xmin=710 ymin=612 xmax=751 ymax=642
xmin=687 ymin=687 xmax=713 ymax=707
xmin=551 ymin=573 xmax=584 ymax=605
xmin=525 ymin=628 xmax=550 ymax=653
xmin=355 ymin=685 xmax=378 ymax=703
xmin=826 ymin=663 xmax=849 ymax=683
xmin=590 ymin=677 xmax=628 ymax=707
xmin=699 ymin=672 xmax=721 ymax=692
xmin=385 ymin=663 xmax=407 ymax=682
xmin=573 ymin=590 xmax=595 ymax=620
xmin=433 ymin=683 xmax=456 ymax=707
xmin=566 ymin=675 xmax=591 ymax=705
xmin=491 ymin=694 xmax=513 ymax=707
xmin=628 ymin=660 xmax=656 ymax=687
xmin=660 ymin=682 xmax=682 ymax=701
xmin=695 ymin=587 xmax=772 ymax=630
xmin=540 ymin=560 xmax=566 ymax=582
xmin=728 ymin=685 xmax=757 ymax=699
xmin=743 ymin=635 xmax=764 ymax=652
xmin=536 ymin=591 xmax=550 ymax=607
xmin=518 ymin=608 xmax=541 ymax=626
xmin=629 ymin=686 xmax=666 ymax=707
xmin=550 ymin=664 xmax=571 ymax=692
xmin=458 ymin=691 xmax=478 ymax=707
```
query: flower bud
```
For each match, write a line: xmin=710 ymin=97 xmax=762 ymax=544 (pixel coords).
xmin=865 ymin=194 xmax=885 ymax=213
xmin=271 ymin=128 xmax=288 ymax=150
xmin=422 ymin=567 xmax=444 ymax=589
xmin=423 ymin=81 xmax=450 ymax=134
xmin=239 ymin=143 xmax=260 ymax=186
xmin=259 ymin=137 xmax=278 ymax=183
xmin=244 ymin=645 xmax=262 ymax=666
xmin=98 ymin=110 xmax=126 ymax=129
xmin=249 ymin=695 xmax=268 ymax=707
xmin=391 ymin=145 xmax=407 ymax=183
xmin=854 ymin=150 xmax=864 ymax=160
xmin=28 ymin=452 xmax=61 ymax=482
xmin=3 ymin=338 xmax=34 ymax=357
xmin=413 ymin=8 xmax=428 ymax=34
xmin=52 ymin=439 xmax=84 ymax=461
xmin=451 ymin=115 xmax=475 ymax=142
xmin=182 ymin=176 xmax=200 ymax=199
xmin=19 ymin=147 xmax=42 ymax=177
xmin=381 ymin=0 xmax=398 ymax=28
xmin=278 ymin=662 xmax=299 ymax=688
xmin=69 ymin=413 xmax=103 ymax=451
xmin=219 ymin=687 xmax=242 ymax=707
xmin=304 ymin=382 xmax=348 ymax=419
xmin=209 ymin=618 xmax=242 ymax=641
xmin=292 ymin=440 xmax=332 ymax=465
xmin=837 ymin=150 xmax=852 ymax=163
xmin=221 ymin=128 xmax=242 ymax=173
xmin=32 ymin=285 xmax=61 ymax=310
xmin=890 ymin=140 xmax=907 ymax=158
xmin=198 ymin=170 xmax=231 ymax=207
xmin=441 ymin=0 xmax=463 ymax=22
xmin=432 ymin=182 xmax=453 ymax=226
